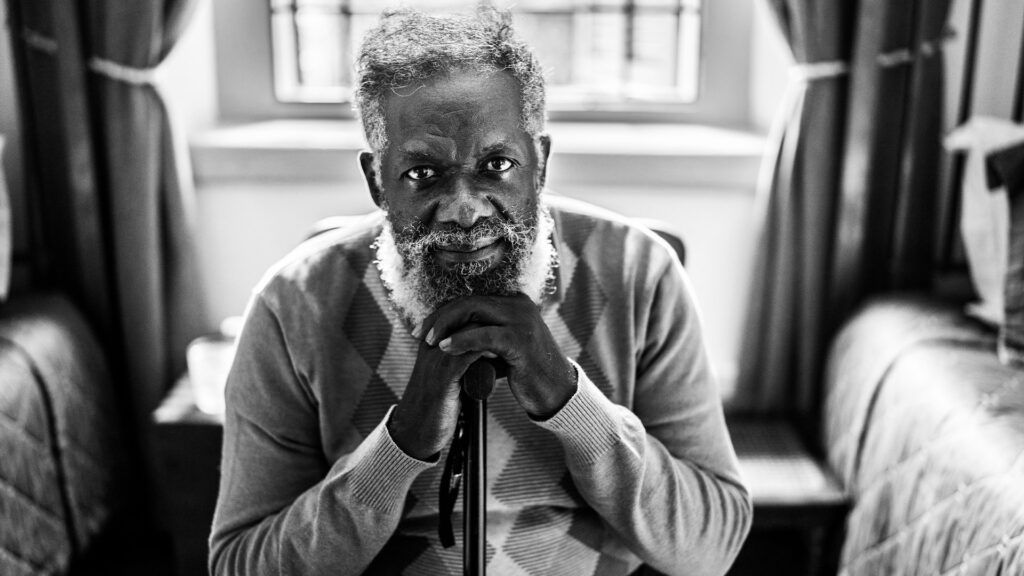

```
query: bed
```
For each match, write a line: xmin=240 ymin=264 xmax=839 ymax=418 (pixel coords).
xmin=823 ymin=294 xmax=1024 ymax=575
xmin=0 ymin=294 xmax=128 ymax=575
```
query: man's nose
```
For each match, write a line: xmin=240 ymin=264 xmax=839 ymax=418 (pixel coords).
xmin=435 ymin=175 xmax=495 ymax=228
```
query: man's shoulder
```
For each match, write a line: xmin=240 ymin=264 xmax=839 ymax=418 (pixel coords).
xmin=254 ymin=211 xmax=385 ymax=303
xmin=546 ymin=194 xmax=677 ymax=270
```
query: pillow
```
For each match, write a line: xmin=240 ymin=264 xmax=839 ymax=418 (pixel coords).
xmin=943 ymin=117 xmax=1024 ymax=327
xmin=987 ymin=140 xmax=1024 ymax=366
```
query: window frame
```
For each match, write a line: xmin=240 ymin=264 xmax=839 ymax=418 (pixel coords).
xmin=211 ymin=0 xmax=754 ymax=126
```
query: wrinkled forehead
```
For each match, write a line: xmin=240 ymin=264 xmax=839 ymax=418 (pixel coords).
xmin=382 ymin=69 xmax=528 ymax=153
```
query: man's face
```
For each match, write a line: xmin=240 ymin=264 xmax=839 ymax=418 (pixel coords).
xmin=362 ymin=68 xmax=550 ymax=308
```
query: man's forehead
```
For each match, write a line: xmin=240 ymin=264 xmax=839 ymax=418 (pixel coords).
xmin=395 ymin=134 xmax=525 ymax=159
xmin=385 ymin=71 xmax=524 ymax=134
xmin=380 ymin=75 xmax=529 ymax=165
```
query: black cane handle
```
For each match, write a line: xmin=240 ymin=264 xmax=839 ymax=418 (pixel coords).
xmin=462 ymin=359 xmax=497 ymax=401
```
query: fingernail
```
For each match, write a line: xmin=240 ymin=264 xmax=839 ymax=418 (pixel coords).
xmin=438 ymin=337 xmax=451 ymax=351
xmin=426 ymin=328 xmax=436 ymax=345
xmin=411 ymin=322 xmax=422 ymax=338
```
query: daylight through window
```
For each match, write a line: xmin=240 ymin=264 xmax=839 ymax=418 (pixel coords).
xmin=269 ymin=0 xmax=703 ymax=106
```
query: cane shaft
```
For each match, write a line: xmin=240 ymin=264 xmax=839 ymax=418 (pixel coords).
xmin=464 ymin=397 xmax=486 ymax=576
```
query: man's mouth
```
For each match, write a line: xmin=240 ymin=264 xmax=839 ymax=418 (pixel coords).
xmin=433 ymin=237 xmax=506 ymax=264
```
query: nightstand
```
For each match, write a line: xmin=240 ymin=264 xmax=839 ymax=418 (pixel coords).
xmin=727 ymin=419 xmax=849 ymax=576
xmin=152 ymin=378 xmax=223 ymax=576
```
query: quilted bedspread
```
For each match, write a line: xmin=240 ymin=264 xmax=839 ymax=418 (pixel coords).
xmin=824 ymin=294 xmax=1024 ymax=575
xmin=0 ymin=295 xmax=126 ymax=576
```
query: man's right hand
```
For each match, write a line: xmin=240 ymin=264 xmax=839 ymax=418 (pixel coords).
xmin=386 ymin=340 xmax=484 ymax=460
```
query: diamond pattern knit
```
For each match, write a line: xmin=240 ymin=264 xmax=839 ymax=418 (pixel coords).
xmin=209 ymin=196 xmax=752 ymax=576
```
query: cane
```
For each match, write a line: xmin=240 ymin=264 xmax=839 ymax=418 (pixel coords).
xmin=438 ymin=360 xmax=496 ymax=573
xmin=461 ymin=360 xmax=496 ymax=576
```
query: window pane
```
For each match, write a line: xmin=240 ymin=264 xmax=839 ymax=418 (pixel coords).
xmin=269 ymin=0 xmax=702 ymax=105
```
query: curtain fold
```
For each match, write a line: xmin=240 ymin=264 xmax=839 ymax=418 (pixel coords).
xmin=10 ymin=0 xmax=115 ymax=334
xmin=8 ymin=0 xmax=208 ymax=418
xmin=735 ymin=0 xmax=855 ymax=416
xmin=85 ymin=0 xmax=207 ymax=413
xmin=737 ymin=0 xmax=953 ymax=429
xmin=831 ymin=0 xmax=952 ymax=322
xmin=889 ymin=3 xmax=950 ymax=289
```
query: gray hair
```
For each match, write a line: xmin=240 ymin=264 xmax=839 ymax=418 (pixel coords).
xmin=354 ymin=6 xmax=547 ymax=154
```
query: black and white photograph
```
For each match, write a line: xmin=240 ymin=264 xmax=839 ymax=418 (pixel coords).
xmin=1 ymin=0 xmax=1023 ymax=575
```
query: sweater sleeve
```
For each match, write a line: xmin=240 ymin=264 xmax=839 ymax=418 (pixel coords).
xmin=208 ymin=294 xmax=435 ymax=576
xmin=536 ymin=256 xmax=752 ymax=576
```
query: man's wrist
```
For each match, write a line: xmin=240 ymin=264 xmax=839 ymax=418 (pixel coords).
xmin=386 ymin=409 xmax=442 ymax=462
xmin=533 ymin=363 xmax=620 ymax=464
xmin=527 ymin=357 xmax=579 ymax=420
xmin=346 ymin=409 xmax=438 ymax=513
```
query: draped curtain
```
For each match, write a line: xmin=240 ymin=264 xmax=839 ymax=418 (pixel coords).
xmin=737 ymin=0 xmax=952 ymax=429
xmin=831 ymin=1 xmax=952 ymax=314
xmin=735 ymin=0 xmax=855 ymax=416
xmin=85 ymin=0 xmax=208 ymax=414
xmin=7 ymin=0 xmax=208 ymax=417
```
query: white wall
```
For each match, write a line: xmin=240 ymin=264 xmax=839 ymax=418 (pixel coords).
xmin=749 ymin=1 xmax=792 ymax=132
xmin=162 ymin=0 xmax=219 ymax=132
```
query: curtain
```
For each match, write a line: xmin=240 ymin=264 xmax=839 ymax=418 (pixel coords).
xmin=735 ymin=0 xmax=856 ymax=416
xmin=8 ymin=0 xmax=208 ymax=417
xmin=85 ymin=0 xmax=208 ymax=414
xmin=831 ymin=0 xmax=952 ymax=319
xmin=737 ymin=0 xmax=953 ymax=431
xmin=0 ymin=135 xmax=9 ymax=301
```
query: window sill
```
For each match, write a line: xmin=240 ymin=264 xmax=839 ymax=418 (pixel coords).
xmin=190 ymin=119 xmax=766 ymax=190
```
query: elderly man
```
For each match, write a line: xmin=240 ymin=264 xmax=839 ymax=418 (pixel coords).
xmin=209 ymin=7 xmax=751 ymax=576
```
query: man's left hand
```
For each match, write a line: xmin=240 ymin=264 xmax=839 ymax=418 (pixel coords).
xmin=418 ymin=294 xmax=577 ymax=419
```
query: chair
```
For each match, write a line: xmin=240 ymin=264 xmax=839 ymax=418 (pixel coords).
xmin=631 ymin=220 xmax=848 ymax=576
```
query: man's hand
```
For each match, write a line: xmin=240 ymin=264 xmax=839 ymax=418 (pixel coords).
xmin=419 ymin=294 xmax=578 ymax=419
xmin=387 ymin=342 xmax=485 ymax=460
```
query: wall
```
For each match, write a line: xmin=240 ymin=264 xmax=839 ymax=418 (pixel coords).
xmin=749 ymin=1 xmax=792 ymax=132
xmin=162 ymin=0 xmax=219 ymax=132
xmin=962 ymin=0 xmax=1024 ymax=119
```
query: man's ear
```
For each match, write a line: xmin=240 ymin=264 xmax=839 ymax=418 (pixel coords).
xmin=537 ymin=134 xmax=552 ymax=190
xmin=359 ymin=151 xmax=384 ymax=208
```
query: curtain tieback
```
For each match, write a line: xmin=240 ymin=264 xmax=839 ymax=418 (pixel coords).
xmin=21 ymin=28 xmax=161 ymax=86
xmin=20 ymin=28 xmax=58 ymax=55
xmin=878 ymin=28 xmax=956 ymax=68
xmin=88 ymin=57 xmax=161 ymax=86
xmin=790 ymin=61 xmax=849 ymax=83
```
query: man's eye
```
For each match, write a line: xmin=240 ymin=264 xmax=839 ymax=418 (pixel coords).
xmin=483 ymin=158 xmax=515 ymax=173
xmin=405 ymin=166 xmax=437 ymax=181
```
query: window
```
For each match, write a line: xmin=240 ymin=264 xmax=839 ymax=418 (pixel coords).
xmin=269 ymin=0 xmax=702 ymax=106
xmin=211 ymin=0 xmax=753 ymax=124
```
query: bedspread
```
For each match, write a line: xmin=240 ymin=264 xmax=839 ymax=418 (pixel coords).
xmin=823 ymin=294 xmax=1024 ymax=575
xmin=0 ymin=295 xmax=126 ymax=576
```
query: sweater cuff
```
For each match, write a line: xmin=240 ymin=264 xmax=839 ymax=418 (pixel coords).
xmin=342 ymin=406 xmax=436 ymax=513
xmin=534 ymin=359 xmax=621 ymax=465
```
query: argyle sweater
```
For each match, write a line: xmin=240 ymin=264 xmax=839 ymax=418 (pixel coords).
xmin=209 ymin=196 xmax=752 ymax=576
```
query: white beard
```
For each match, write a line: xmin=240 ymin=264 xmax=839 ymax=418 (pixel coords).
xmin=373 ymin=202 xmax=558 ymax=326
